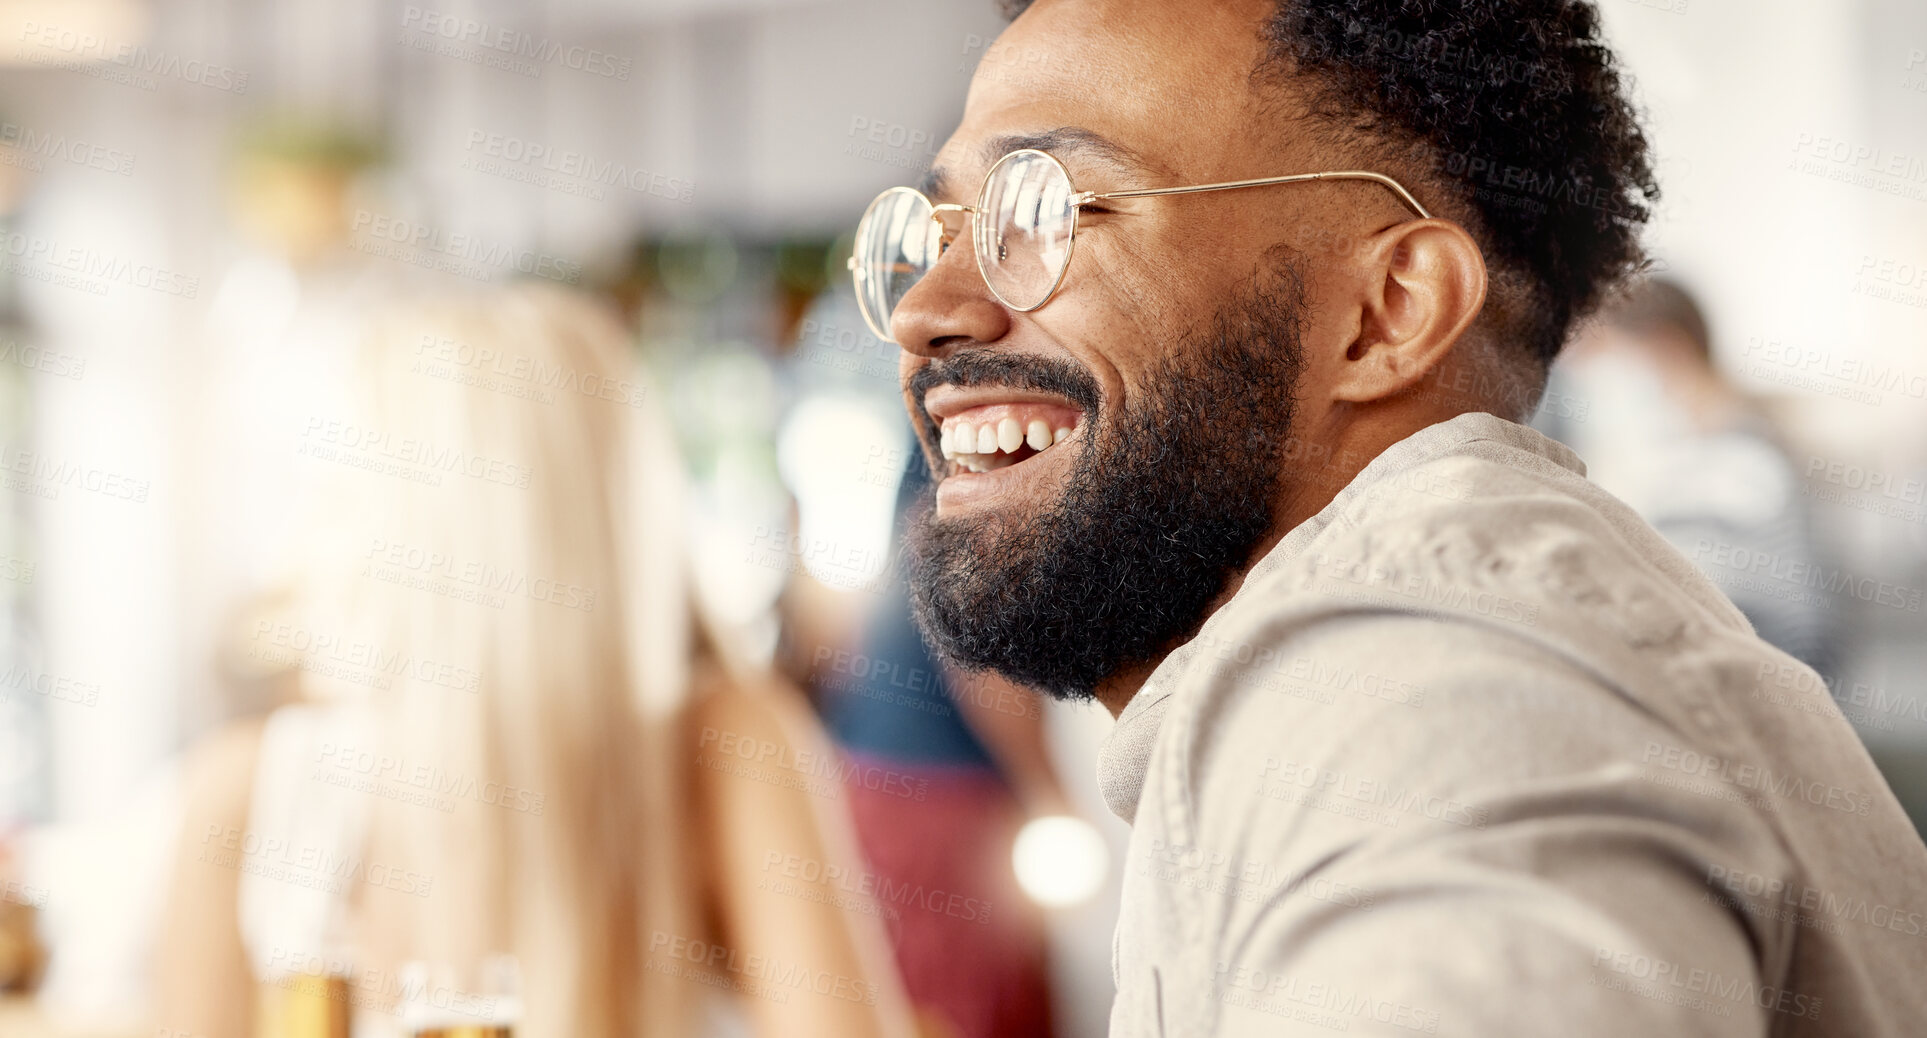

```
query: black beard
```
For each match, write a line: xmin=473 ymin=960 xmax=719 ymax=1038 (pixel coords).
xmin=903 ymin=260 xmax=1308 ymax=702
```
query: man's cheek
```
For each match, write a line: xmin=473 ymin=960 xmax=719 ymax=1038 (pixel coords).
xmin=1081 ymin=236 xmax=1182 ymax=344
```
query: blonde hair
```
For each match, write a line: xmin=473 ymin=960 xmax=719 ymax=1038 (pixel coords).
xmin=274 ymin=282 xmax=695 ymax=1036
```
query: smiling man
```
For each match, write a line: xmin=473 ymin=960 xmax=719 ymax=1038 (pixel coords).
xmin=849 ymin=0 xmax=1927 ymax=1034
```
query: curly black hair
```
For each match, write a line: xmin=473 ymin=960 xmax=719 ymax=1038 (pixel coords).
xmin=995 ymin=0 xmax=1657 ymax=368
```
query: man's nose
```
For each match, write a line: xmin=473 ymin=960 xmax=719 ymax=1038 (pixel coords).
xmin=891 ymin=221 xmax=1011 ymax=357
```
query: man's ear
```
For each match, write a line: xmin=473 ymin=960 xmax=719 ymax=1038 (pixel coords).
xmin=1330 ymin=220 xmax=1486 ymax=403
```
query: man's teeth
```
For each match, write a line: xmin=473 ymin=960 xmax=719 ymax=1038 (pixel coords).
xmin=940 ymin=415 xmax=1077 ymax=473
xmin=1026 ymin=420 xmax=1051 ymax=451
xmin=997 ymin=418 xmax=1023 ymax=453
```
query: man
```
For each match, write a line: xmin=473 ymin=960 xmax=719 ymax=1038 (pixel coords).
xmin=849 ymin=0 xmax=1927 ymax=1034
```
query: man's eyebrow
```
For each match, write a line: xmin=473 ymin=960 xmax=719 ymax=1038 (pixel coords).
xmin=920 ymin=126 xmax=1153 ymax=202
xmin=984 ymin=126 xmax=1156 ymax=176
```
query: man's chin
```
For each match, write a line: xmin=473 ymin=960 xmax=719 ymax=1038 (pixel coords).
xmin=905 ymin=507 xmax=1099 ymax=703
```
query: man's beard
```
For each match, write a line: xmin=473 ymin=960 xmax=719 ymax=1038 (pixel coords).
xmin=904 ymin=259 xmax=1308 ymax=702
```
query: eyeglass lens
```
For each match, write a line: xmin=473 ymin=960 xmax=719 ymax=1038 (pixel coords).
xmin=852 ymin=150 xmax=1079 ymax=342
xmin=852 ymin=186 xmax=938 ymax=342
xmin=975 ymin=150 xmax=1077 ymax=313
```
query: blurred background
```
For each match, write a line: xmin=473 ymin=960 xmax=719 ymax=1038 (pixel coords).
xmin=0 ymin=0 xmax=1920 ymax=1036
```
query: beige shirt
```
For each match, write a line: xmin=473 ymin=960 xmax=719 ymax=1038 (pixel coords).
xmin=1100 ymin=412 xmax=1927 ymax=1037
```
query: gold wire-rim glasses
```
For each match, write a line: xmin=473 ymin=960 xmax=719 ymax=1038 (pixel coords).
xmin=847 ymin=147 xmax=1433 ymax=344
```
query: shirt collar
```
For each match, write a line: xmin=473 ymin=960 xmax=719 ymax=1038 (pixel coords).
xmin=1095 ymin=411 xmax=1583 ymax=822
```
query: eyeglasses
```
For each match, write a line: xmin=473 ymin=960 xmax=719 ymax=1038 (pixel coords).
xmin=847 ymin=147 xmax=1432 ymax=345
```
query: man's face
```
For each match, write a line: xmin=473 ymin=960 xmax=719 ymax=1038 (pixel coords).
xmin=892 ymin=0 xmax=1375 ymax=700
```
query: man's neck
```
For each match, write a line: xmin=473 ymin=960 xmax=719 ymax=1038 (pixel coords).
xmin=1089 ymin=519 xmax=1290 ymax=718
xmin=1089 ymin=406 xmax=1469 ymax=719
xmin=1094 ymin=660 xmax=1161 ymax=717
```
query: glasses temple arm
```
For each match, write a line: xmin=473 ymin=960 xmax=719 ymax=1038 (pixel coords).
xmin=1084 ymin=170 xmax=1432 ymax=220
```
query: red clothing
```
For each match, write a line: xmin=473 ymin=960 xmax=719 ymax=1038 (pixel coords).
xmin=842 ymin=755 xmax=1054 ymax=1038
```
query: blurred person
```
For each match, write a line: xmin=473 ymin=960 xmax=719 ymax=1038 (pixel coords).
xmin=1542 ymin=278 xmax=1834 ymax=672
xmin=848 ymin=0 xmax=1927 ymax=1035
xmin=778 ymin=290 xmax=1069 ymax=1038
xmin=806 ymin=454 xmax=1060 ymax=1038
xmin=774 ymin=290 xmax=1079 ymax=1038
xmin=153 ymin=284 xmax=914 ymax=1038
